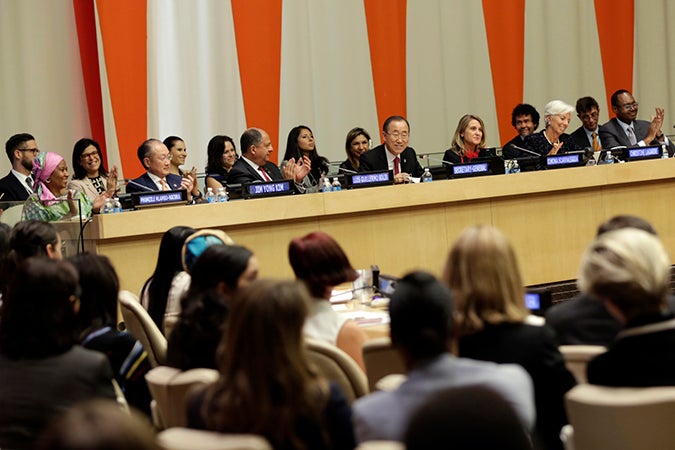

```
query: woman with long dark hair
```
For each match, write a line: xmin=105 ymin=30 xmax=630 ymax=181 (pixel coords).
xmin=68 ymin=138 xmax=118 ymax=201
xmin=282 ymin=125 xmax=329 ymax=193
xmin=204 ymin=135 xmax=237 ymax=192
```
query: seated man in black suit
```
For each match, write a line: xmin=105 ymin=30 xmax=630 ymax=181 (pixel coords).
xmin=226 ymin=128 xmax=310 ymax=192
xmin=126 ymin=139 xmax=193 ymax=200
xmin=0 ymin=133 xmax=39 ymax=202
xmin=358 ymin=115 xmax=423 ymax=184
xmin=501 ymin=104 xmax=540 ymax=159
xmin=570 ymin=96 xmax=603 ymax=151
xmin=599 ymin=89 xmax=674 ymax=156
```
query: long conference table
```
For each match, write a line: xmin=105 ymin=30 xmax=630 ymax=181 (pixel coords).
xmin=63 ymin=158 xmax=675 ymax=294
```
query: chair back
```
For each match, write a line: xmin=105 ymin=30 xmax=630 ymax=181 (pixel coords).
xmin=0 ymin=204 xmax=24 ymax=227
xmin=356 ymin=442 xmax=405 ymax=450
xmin=558 ymin=345 xmax=606 ymax=384
xmin=565 ymin=384 xmax=675 ymax=450
xmin=362 ymin=337 xmax=405 ymax=391
xmin=145 ymin=366 xmax=219 ymax=429
xmin=304 ymin=338 xmax=368 ymax=403
xmin=118 ymin=290 xmax=167 ymax=367
xmin=157 ymin=427 xmax=272 ymax=450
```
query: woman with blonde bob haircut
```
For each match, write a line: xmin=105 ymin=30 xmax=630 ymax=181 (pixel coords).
xmin=445 ymin=225 xmax=575 ymax=450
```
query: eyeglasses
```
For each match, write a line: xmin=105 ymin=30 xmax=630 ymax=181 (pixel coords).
xmin=19 ymin=148 xmax=39 ymax=155
xmin=619 ymin=102 xmax=639 ymax=111
xmin=80 ymin=151 xmax=99 ymax=160
xmin=156 ymin=154 xmax=173 ymax=162
xmin=579 ymin=112 xmax=599 ymax=120
xmin=385 ymin=132 xmax=409 ymax=140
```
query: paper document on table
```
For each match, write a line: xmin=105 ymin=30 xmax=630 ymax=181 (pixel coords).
xmin=329 ymin=289 xmax=353 ymax=304
xmin=338 ymin=310 xmax=390 ymax=327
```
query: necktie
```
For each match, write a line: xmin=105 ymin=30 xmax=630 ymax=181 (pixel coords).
xmin=258 ymin=167 xmax=271 ymax=182
xmin=25 ymin=175 xmax=34 ymax=191
xmin=393 ymin=157 xmax=400 ymax=175
xmin=627 ymin=126 xmax=637 ymax=145
xmin=160 ymin=179 xmax=170 ymax=191
xmin=591 ymin=132 xmax=601 ymax=151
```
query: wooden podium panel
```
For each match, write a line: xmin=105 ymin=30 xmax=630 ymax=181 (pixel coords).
xmin=86 ymin=159 xmax=675 ymax=293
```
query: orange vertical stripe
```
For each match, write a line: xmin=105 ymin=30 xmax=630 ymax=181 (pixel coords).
xmin=231 ymin=0 xmax=283 ymax=162
xmin=595 ymin=0 xmax=634 ymax=113
xmin=482 ymin=0 xmax=525 ymax=145
xmin=95 ymin=0 xmax=147 ymax=178
xmin=73 ymin=0 xmax=107 ymax=160
xmin=364 ymin=0 xmax=407 ymax=140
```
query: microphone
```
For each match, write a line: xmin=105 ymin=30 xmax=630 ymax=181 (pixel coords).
xmin=420 ymin=154 xmax=455 ymax=166
xmin=508 ymin=144 xmax=542 ymax=158
xmin=338 ymin=166 xmax=358 ymax=174
xmin=125 ymin=178 xmax=157 ymax=192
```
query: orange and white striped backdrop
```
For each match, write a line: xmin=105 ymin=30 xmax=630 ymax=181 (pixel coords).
xmin=1 ymin=0 xmax=674 ymax=179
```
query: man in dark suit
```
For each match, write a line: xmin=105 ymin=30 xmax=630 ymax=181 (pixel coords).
xmin=126 ymin=139 xmax=193 ymax=199
xmin=359 ymin=115 xmax=424 ymax=183
xmin=599 ymin=89 xmax=674 ymax=156
xmin=226 ymin=128 xmax=310 ymax=192
xmin=0 ymin=133 xmax=39 ymax=202
xmin=570 ymin=96 xmax=603 ymax=151
xmin=501 ymin=104 xmax=540 ymax=159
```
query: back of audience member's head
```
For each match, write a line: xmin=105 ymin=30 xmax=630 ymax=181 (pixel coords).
xmin=36 ymin=399 xmax=158 ymax=450
xmin=181 ymin=229 xmax=235 ymax=273
xmin=0 ymin=258 xmax=79 ymax=359
xmin=68 ymin=253 xmax=120 ymax=336
xmin=405 ymin=385 xmax=532 ymax=450
xmin=389 ymin=271 xmax=453 ymax=363
xmin=288 ymin=231 xmax=358 ymax=298
xmin=596 ymin=214 xmax=657 ymax=236
xmin=187 ymin=244 xmax=257 ymax=297
xmin=0 ymin=223 xmax=11 ymax=268
xmin=444 ymin=225 xmax=529 ymax=336
xmin=578 ymin=228 xmax=670 ymax=321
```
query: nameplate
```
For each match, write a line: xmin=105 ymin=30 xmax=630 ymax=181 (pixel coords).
xmin=544 ymin=153 xmax=584 ymax=169
xmin=131 ymin=190 xmax=187 ymax=209
xmin=626 ymin=145 xmax=662 ymax=161
xmin=243 ymin=180 xmax=294 ymax=199
xmin=345 ymin=171 xmax=394 ymax=189
xmin=450 ymin=161 xmax=491 ymax=178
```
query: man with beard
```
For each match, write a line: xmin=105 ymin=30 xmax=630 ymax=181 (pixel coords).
xmin=0 ymin=133 xmax=39 ymax=201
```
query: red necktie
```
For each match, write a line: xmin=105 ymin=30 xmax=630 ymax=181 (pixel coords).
xmin=258 ymin=167 xmax=271 ymax=182
xmin=393 ymin=157 xmax=400 ymax=175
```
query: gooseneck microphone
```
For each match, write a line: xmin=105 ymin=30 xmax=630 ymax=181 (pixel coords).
xmin=125 ymin=178 xmax=157 ymax=192
xmin=507 ymin=144 xmax=542 ymax=158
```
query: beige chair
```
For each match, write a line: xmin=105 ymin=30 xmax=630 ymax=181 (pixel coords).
xmin=0 ymin=204 xmax=24 ymax=227
xmin=356 ymin=441 xmax=405 ymax=450
xmin=362 ymin=337 xmax=406 ymax=391
xmin=304 ymin=338 xmax=369 ymax=404
xmin=565 ymin=384 xmax=675 ymax=450
xmin=559 ymin=345 xmax=606 ymax=384
xmin=145 ymin=366 xmax=219 ymax=429
xmin=118 ymin=290 xmax=167 ymax=367
xmin=157 ymin=427 xmax=272 ymax=450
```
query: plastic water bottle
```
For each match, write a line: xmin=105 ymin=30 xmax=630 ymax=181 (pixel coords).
xmin=331 ymin=177 xmax=342 ymax=192
xmin=101 ymin=198 xmax=113 ymax=214
xmin=421 ymin=168 xmax=433 ymax=182
xmin=510 ymin=160 xmax=521 ymax=174
xmin=662 ymin=144 xmax=669 ymax=159
xmin=605 ymin=151 xmax=615 ymax=165
xmin=321 ymin=177 xmax=331 ymax=193
xmin=205 ymin=187 xmax=215 ymax=203
xmin=216 ymin=187 xmax=228 ymax=202
xmin=112 ymin=197 xmax=122 ymax=213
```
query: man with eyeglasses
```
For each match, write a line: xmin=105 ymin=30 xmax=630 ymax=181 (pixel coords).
xmin=359 ymin=115 xmax=424 ymax=183
xmin=0 ymin=133 xmax=39 ymax=202
xmin=571 ymin=96 xmax=603 ymax=150
xmin=599 ymin=89 xmax=674 ymax=156
xmin=126 ymin=138 xmax=194 ymax=198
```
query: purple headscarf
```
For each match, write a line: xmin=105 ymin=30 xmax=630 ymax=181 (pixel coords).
xmin=32 ymin=151 xmax=65 ymax=202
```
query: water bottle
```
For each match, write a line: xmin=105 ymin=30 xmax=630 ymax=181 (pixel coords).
xmin=510 ymin=160 xmax=521 ymax=174
xmin=112 ymin=197 xmax=122 ymax=213
xmin=321 ymin=177 xmax=332 ymax=193
xmin=662 ymin=144 xmax=669 ymax=159
xmin=331 ymin=177 xmax=341 ymax=192
xmin=102 ymin=198 xmax=114 ymax=214
xmin=605 ymin=151 xmax=615 ymax=165
xmin=421 ymin=168 xmax=433 ymax=182
xmin=205 ymin=187 xmax=215 ymax=203
xmin=216 ymin=187 xmax=228 ymax=202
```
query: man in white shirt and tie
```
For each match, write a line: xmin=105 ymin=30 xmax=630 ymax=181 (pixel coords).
xmin=126 ymin=138 xmax=194 ymax=198
xmin=0 ymin=133 xmax=39 ymax=202
xmin=599 ymin=89 xmax=674 ymax=156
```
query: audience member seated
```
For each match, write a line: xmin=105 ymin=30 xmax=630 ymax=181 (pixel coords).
xmin=580 ymin=228 xmax=675 ymax=386
xmin=359 ymin=115 xmax=424 ymax=183
xmin=0 ymin=222 xmax=10 ymax=265
xmin=545 ymin=215 xmax=674 ymax=346
xmin=0 ymin=258 xmax=115 ymax=449
xmin=68 ymin=138 xmax=118 ymax=202
xmin=513 ymin=100 xmax=582 ymax=158
xmin=164 ymin=136 xmax=202 ymax=201
xmin=340 ymin=127 xmax=371 ymax=174
xmin=443 ymin=114 xmax=490 ymax=175
xmin=446 ymin=225 xmax=576 ymax=450
xmin=187 ymin=279 xmax=356 ymax=450
xmin=0 ymin=133 xmax=39 ymax=202
xmin=204 ymin=135 xmax=238 ymax=192
xmin=70 ymin=252 xmax=153 ymax=415
xmin=570 ymin=96 xmax=604 ymax=151
xmin=352 ymin=271 xmax=535 ymax=443
xmin=226 ymin=128 xmax=310 ymax=193
xmin=126 ymin=139 xmax=194 ymax=198
xmin=22 ymin=151 xmax=105 ymax=221
xmin=282 ymin=125 xmax=330 ymax=193
xmin=599 ymin=89 xmax=675 ymax=155
xmin=167 ymin=244 xmax=258 ymax=370
xmin=405 ymin=385 xmax=533 ymax=450
xmin=288 ymin=231 xmax=367 ymax=371
xmin=140 ymin=226 xmax=196 ymax=332
xmin=36 ymin=399 xmax=159 ymax=450
xmin=502 ymin=104 xmax=540 ymax=159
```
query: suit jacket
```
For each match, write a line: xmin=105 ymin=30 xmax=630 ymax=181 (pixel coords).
xmin=352 ymin=353 xmax=535 ymax=443
xmin=68 ymin=177 xmax=103 ymax=201
xmin=358 ymin=144 xmax=424 ymax=177
xmin=599 ymin=118 xmax=675 ymax=155
xmin=501 ymin=134 xmax=529 ymax=159
xmin=126 ymin=172 xmax=184 ymax=193
xmin=570 ymin=126 xmax=595 ymax=149
xmin=0 ymin=171 xmax=30 ymax=202
xmin=226 ymin=158 xmax=284 ymax=186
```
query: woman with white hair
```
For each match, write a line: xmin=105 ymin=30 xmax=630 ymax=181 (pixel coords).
xmin=580 ymin=228 xmax=675 ymax=386
xmin=522 ymin=100 xmax=582 ymax=156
